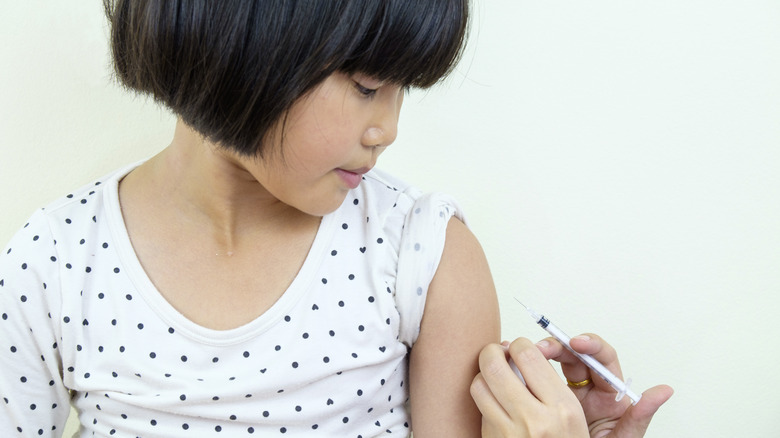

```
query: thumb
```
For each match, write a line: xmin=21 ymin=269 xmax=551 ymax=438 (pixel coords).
xmin=602 ymin=385 xmax=674 ymax=438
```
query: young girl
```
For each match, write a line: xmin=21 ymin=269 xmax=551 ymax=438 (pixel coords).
xmin=1 ymin=1 xmax=671 ymax=437
xmin=0 ymin=1 xmax=499 ymax=436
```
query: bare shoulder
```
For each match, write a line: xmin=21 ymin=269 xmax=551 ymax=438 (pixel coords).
xmin=408 ymin=217 xmax=500 ymax=436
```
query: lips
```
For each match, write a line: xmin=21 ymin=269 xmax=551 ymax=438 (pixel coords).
xmin=335 ymin=167 xmax=371 ymax=189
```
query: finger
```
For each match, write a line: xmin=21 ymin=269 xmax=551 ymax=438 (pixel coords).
xmin=541 ymin=333 xmax=624 ymax=393
xmin=536 ymin=336 xmax=592 ymax=384
xmin=568 ymin=333 xmax=619 ymax=366
xmin=566 ymin=333 xmax=625 ymax=393
xmin=476 ymin=342 xmax=532 ymax=416
xmin=599 ymin=384 xmax=674 ymax=438
xmin=507 ymin=338 xmax=571 ymax=404
xmin=470 ymin=372 xmax=511 ymax=422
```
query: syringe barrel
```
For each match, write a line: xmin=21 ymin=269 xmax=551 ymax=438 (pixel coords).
xmin=540 ymin=319 xmax=642 ymax=405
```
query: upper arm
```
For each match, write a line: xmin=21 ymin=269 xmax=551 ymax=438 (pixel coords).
xmin=408 ymin=217 xmax=500 ymax=436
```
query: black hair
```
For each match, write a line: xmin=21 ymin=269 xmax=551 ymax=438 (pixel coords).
xmin=104 ymin=0 xmax=470 ymax=156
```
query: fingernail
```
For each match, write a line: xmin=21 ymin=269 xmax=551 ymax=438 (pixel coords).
xmin=536 ymin=340 xmax=550 ymax=348
xmin=573 ymin=335 xmax=590 ymax=342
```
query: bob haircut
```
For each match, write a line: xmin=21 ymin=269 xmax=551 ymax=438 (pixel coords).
xmin=104 ymin=0 xmax=470 ymax=157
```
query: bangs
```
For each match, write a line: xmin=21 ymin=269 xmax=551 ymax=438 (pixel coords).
xmin=324 ymin=0 xmax=469 ymax=88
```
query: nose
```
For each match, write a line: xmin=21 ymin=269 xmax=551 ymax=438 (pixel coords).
xmin=362 ymin=91 xmax=403 ymax=148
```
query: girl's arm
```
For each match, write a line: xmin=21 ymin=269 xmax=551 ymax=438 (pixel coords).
xmin=408 ymin=218 xmax=500 ymax=436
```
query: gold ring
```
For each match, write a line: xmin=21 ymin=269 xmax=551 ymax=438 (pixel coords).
xmin=567 ymin=378 xmax=592 ymax=388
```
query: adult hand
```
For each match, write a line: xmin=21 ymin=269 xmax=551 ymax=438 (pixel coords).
xmin=538 ymin=334 xmax=673 ymax=437
xmin=470 ymin=337 xmax=673 ymax=437
xmin=470 ymin=337 xmax=589 ymax=437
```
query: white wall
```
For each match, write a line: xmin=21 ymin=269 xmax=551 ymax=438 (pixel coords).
xmin=2 ymin=1 xmax=778 ymax=437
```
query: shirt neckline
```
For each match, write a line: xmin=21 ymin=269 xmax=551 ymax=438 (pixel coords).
xmin=102 ymin=162 xmax=338 ymax=346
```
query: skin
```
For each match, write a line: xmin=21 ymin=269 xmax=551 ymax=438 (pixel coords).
xmin=118 ymin=71 xmax=498 ymax=434
xmin=471 ymin=335 xmax=674 ymax=437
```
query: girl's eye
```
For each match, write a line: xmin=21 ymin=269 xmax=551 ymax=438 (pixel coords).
xmin=354 ymin=82 xmax=378 ymax=97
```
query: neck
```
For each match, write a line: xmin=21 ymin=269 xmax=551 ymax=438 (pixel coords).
xmin=127 ymin=120 xmax=308 ymax=251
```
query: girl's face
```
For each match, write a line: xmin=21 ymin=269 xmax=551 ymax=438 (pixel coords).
xmin=235 ymin=72 xmax=404 ymax=217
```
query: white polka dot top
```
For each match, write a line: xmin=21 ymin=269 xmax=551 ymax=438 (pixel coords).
xmin=0 ymin=163 xmax=464 ymax=437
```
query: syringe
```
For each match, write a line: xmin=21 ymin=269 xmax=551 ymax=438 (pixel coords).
xmin=513 ymin=298 xmax=642 ymax=405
